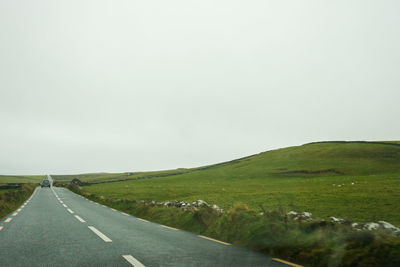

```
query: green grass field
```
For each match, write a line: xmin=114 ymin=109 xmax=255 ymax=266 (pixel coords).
xmin=51 ymin=169 xmax=190 ymax=183
xmin=68 ymin=141 xmax=400 ymax=226
xmin=0 ymin=175 xmax=45 ymax=185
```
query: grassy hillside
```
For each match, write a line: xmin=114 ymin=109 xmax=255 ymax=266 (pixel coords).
xmin=77 ymin=141 xmax=400 ymax=225
xmin=51 ymin=169 xmax=191 ymax=183
xmin=0 ymin=175 xmax=44 ymax=185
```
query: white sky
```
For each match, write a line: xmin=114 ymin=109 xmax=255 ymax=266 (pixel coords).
xmin=1 ymin=0 xmax=399 ymax=175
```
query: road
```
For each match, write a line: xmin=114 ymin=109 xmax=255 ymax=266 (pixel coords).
xmin=0 ymin=181 xmax=290 ymax=267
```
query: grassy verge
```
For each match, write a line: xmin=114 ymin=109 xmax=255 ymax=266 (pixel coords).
xmin=60 ymin=142 xmax=400 ymax=225
xmin=68 ymin=184 xmax=400 ymax=267
xmin=0 ymin=184 xmax=37 ymax=219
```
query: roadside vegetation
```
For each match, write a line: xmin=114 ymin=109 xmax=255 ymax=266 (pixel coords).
xmin=0 ymin=175 xmax=42 ymax=220
xmin=69 ymin=183 xmax=400 ymax=267
xmin=64 ymin=141 xmax=400 ymax=225
xmin=0 ymin=184 xmax=37 ymax=219
xmin=63 ymin=141 xmax=400 ymax=266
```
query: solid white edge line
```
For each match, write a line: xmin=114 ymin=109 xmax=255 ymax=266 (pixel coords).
xmin=121 ymin=212 xmax=130 ymax=216
xmin=67 ymin=208 xmax=74 ymax=214
xmin=74 ymin=215 xmax=86 ymax=223
xmin=122 ymin=255 xmax=145 ymax=267
xmin=88 ymin=226 xmax=112 ymax=242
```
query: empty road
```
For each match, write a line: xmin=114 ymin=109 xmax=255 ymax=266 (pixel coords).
xmin=0 ymin=183 xmax=291 ymax=267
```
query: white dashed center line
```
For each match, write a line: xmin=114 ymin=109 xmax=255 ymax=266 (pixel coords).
xmin=88 ymin=226 xmax=112 ymax=242
xmin=5 ymin=218 xmax=12 ymax=223
xmin=12 ymin=213 xmax=18 ymax=216
xmin=67 ymin=209 xmax=74 ymax=214
xmin=62 ymin=204 xmax=68 ymax=208
xmin=74 ymin=215 xmax=86 ymax=223
xmin=122 ymin=255 xmax=145 ymax=267
xmin=0 ymin=226 xmax=3 ymax=231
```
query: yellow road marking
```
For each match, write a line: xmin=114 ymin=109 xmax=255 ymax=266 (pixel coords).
xmin=198 ymin=235 xmax=231 ymax=245
xmin=272 ymin=258 xmax=303 ymax=267
xmin=161 ymin=225 xmax=179 ymax=231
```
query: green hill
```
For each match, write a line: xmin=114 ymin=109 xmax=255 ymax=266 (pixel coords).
xmin=0 ymin=175 xmax=44 ymax=185
xmin=75 ymin=141 xmax=400 ymax=225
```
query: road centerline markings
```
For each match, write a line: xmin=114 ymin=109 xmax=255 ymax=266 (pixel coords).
xmin=67 ymin=209 xmax=74 ymax=214
xmin=122 ymin=255 xmax=145 ymax=267
xmin=0 ymin=226 xmax=3 ymax=231
xmin=4 ymin=218 xmax=12 ymax=223
xmin=62 ymin=204 xmax=68 ymax=208
xmin=88 ymin=226 xmax=112 ymax=242
xmin=198 ymin=235 xmax=231 ymax=245
xmin=74 ymin=215 xmax=86 ymax=223
xmin=12 ymin=213 xmax=18 ymax=216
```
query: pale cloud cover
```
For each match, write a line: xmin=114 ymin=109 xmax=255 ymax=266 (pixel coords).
xmin=1 ymin=0 xmax=399 ymax=174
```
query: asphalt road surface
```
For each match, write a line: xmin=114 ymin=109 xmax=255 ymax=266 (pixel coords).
xmin=0 ymin=183 xmax=290 ymax=267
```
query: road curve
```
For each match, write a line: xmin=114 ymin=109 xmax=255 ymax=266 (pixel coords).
xmin=0 ymin=184 xmax=289 ymax=267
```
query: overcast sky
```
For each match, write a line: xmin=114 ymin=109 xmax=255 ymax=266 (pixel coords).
xmin=1 ymin=0 xmax=399 ymax=175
